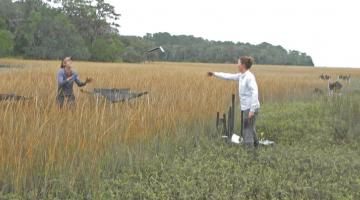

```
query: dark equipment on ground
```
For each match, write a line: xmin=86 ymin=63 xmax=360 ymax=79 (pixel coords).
xmin=81 ymin=88 xmax=148 ymax=103
xmin=0 ymin=64 xmax=10 ymax=68
xmin=0 ymin=93 xmax=31 ymax=101
xmin=0 ymin=64 xmax=24 ymax=69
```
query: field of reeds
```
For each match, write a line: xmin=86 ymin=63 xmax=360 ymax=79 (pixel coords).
xmin=1 ymin=59 xmax=360 ymax=199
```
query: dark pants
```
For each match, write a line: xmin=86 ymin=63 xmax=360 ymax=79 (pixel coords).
xmin=241 ymin=109 xmax=259 ymax=147
xmin=57 ymin=94 xmax=75 ymax=108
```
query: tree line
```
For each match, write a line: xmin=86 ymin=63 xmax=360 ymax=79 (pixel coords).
xmin=0 ymin=0 xmax=314 ymax=66
xmin=137 ymin=33 xmax=314 ymax=66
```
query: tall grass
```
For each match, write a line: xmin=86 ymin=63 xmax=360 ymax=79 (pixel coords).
xmin=0 ymin=59 xmax=359 ymax=198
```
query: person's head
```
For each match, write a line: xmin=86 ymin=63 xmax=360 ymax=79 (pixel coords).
xmin=60 ymin=57 xmax=72 ymax=69
xmin=60 ymin=57 xmax=73 ymax=76
xmin=237 ymin=56 xmax=254 ymax=73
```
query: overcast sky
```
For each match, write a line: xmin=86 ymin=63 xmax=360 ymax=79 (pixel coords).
xmin=107 ymin=0 xmax=360 ymax=67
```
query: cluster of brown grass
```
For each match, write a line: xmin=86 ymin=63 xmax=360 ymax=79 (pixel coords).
xmin=0 ymin=59 xmax=359 ymax=193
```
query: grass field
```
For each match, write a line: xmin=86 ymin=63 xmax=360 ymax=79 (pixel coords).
xmin=0 ymin=59 xmax=360 ymax=199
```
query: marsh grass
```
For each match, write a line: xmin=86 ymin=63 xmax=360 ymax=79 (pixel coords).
xmin=0 ymin=59 xmax=360 ymax=199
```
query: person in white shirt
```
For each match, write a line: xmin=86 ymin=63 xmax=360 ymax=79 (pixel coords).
xmin=208 ymin=56 xmax=260 ymax=147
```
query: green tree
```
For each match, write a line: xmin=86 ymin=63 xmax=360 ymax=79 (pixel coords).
xmin=0 ymin=18 xmax=6 ymax=29
xmin=139 ymin=32 xmax=314 ymax=66
xmin=0 ymin=29 xmax=14 ymax=57
xmin=122 ymin=47 xmax=143 ymax=63
xmin=50 ymin=0 xmax=123 ymax=61
xmin=0 ymin=0 xmax=314 ymax=65
xmin=18 ymin=9 xmax=90 ymax=60
xmin=52 ymin=0 xmax=120 ymax=46
xmin=90 ymin=35 xmax=123 ymax=62
xmin=120 ymin=36 xmax=155 ymax=63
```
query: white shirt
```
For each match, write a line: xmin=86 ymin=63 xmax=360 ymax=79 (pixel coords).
xmin=214 ymin=70 xmax=260 ymax=112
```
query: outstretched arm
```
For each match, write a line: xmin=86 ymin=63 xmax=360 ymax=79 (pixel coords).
xmin=74 ymin=74 xmax=92 ymax=87
xmin=73 ymin=74 xmax=86 ymax=87
xmin=208 ymin=72 xmax=241 ymax=81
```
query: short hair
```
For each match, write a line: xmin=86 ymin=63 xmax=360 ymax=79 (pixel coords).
xmin=240 ymin=56 xmax=254 ymax=69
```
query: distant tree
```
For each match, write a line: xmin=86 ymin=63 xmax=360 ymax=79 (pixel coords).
xmin=0 ymin=1 xmax=314 ymax=65
xmin=0 ymin=16 xmax=14 ymax=57
xmin=0 ymin=18 xmax=6 ymax=30
xmin=120 ymin=36 xmax=155 ymax=62
xmin=18 ymin=9 xmax=90 ymax=59
xmin=90 ymin=35 xmax=123 ymax=61
xmin=139 ymin=32 xmax=314 ymax=66
xmin=0 ymin=29 xmax=14 ymax=57
xmin=52 ymin=0 xmax=120 ymax=45
xmin=48 ymin=0 xmax=123 ymax=60
xmin=122 ymin=47 xmax=143 ymax=63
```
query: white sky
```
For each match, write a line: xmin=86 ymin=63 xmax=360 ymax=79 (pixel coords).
xmin=107 ymin=0 xmax=360 ymax=67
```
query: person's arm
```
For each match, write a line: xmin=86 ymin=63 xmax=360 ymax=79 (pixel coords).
xmin=57 ymin=70 xmax=72 ymax=87
xmin=248 ymin=75 xmax=259 ymax=113
xmin=74 ymin=73 xmax=93 ymax=87
xmin=209 ymin=72 xmax=241 ymax=81
xmin=73 ymin=74 xmax=87 ymax=87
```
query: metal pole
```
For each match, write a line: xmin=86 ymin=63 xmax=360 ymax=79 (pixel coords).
xmin=223 ymin=114 xmax=227 ymax=136
xmin=228 ymin=107 xmax=232 ymax=138
xmin=231 ymin=94 xmax=235 ymax=133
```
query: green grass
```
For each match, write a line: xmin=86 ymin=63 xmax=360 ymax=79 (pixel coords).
xmin=2 ymin=94 xmax=360 ymax=200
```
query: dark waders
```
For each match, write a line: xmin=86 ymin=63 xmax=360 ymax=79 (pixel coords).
xmin=57 ymin=94 xmax=75 ymax=108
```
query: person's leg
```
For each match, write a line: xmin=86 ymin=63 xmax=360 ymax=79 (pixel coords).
xmin=61 ymin=95 xmax=76 ymax=108
xmin=240 ymin=110 xmax=244 ymax=138
xmin=57 ymin=95 xmax=64 ymax=109
xmin=242 ymin=109 xmax=255 ymax=146
xmin=252 ymin=110 xmax=259 ymax=147
xmin=67 ymin=95 xmax=76 ymax=108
